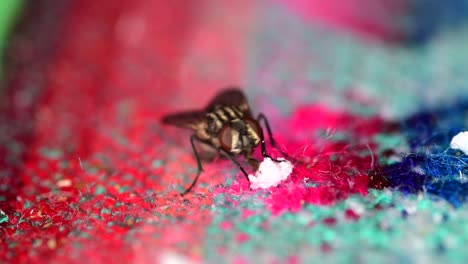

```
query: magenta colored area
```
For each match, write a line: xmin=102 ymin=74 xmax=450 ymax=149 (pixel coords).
xmin=217 ymin=105 xmax=386 ymax=215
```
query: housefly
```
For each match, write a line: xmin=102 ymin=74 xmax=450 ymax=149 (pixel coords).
xmin=161 ymin=88 xmax=289 ymax=195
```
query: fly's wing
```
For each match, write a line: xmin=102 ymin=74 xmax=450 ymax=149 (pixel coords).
xmin=162 ymin=87 xmax=250 ymax=129
xmin=161 ymin=110 xmax=205 ymax=130
xmin=162 ymin=111 xmax=216 ymax=160
xmin=205 ymin=87 xmax=251 ymax=115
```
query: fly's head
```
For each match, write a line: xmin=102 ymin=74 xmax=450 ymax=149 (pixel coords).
xmin=218 ymin=117 xmax=263 ymax=155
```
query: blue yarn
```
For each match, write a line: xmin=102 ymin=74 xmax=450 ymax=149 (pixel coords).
xmin=422 ymin=151 xmax=468 ymax=178
xmin=382 ymin=153 xmax=468 ymax=207
xmin=380 ymin=98 xmax=468 ymax=206
xmin=425 ymin=180 xmax=468 ymax=208
xmin=383 ymin=155 xmax=427 ymax=194
xmin=400 ymin=98 xmax=468 ymax=152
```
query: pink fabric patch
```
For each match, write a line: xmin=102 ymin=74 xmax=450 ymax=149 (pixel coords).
xmin=219 ymin=104 xmax=386 ymax=215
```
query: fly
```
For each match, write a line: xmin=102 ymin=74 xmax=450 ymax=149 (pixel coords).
xmin=161 ymin=88 xmax=290 ymax=195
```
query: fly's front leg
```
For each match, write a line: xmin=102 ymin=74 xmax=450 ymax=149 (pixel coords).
xmin=257 ymin=113 xmax=296 ymax=162
xmin=218 ymin=148 xmax=250 ymax=182
xmin=182 ymin=135 xmax=251 ymax=195
xmin=245 ymin=151 xmax=260 ymax=171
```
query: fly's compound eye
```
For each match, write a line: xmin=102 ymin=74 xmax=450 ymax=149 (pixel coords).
xmin=219 ymin=125 xmax=234 ymax=151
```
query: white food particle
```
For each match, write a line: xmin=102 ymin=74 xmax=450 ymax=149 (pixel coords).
xmin=56 ymin=179 xmax=72 ymax=187
xmin=159 ymin=251 xmax=194 ymax=264
xmin=248 ymin=157 xmax=293 ymax=189
xmin=450 ymin=131 xmax=468 ymax=155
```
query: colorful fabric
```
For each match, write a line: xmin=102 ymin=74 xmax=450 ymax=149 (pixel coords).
xmin=1 ymin=1 xmax=468 ymax=263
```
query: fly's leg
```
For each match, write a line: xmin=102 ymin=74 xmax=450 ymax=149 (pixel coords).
xmin=180 ymin=135 xmax=206 ymax=195
xmin=218 ymin=148 xmax=250 ymax=181
xmin=182 ymin=135 xmax=250 ymax=195
xmin=244 ymin=151 xmax=260 ymax=171
xmin=257 ymin=113 xmax=296 ymax=162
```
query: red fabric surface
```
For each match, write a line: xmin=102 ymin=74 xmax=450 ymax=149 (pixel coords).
xmin=0 ymin=1 xmax=402 ymax=263
xmin=0 ymin=1 xmax=236 ymax=262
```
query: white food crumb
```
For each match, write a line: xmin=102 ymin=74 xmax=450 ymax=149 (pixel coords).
xmin=248 ymin=157 xmax=294 ymax=189
xmin=450 ymin=131 xmax=468 ymax=155
xmin=159 ymin=251 xmax=194 ymax=264
xmin=56 ymin=179 xmax=72 ymax=187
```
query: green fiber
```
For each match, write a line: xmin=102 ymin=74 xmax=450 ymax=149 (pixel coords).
xmin=94 ymin=185 xmax=107 ymax=195
xmin=204 ymin=190 xmax=468 ymax=263
xmin=0 ymin=0 xmax=24 ymax=81
xmin=373 ymin=134 xmax=407 ymax=154
xmin=0 ymin=210 xmax=8 ymax=224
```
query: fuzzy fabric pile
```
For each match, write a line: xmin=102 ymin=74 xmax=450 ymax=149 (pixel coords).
xmin=1 ymin=1 xmax=468 ymax=263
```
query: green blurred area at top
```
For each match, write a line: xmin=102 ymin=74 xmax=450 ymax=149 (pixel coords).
xmin=0 ymin=0 xmax=24 ymax=82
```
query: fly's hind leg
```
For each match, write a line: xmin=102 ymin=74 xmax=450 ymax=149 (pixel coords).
xmin=180 ymin=135 xmax=206 ymax=195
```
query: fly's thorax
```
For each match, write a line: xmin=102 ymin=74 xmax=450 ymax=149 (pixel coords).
xmin=206 ymin=105 xmax=245 ymax=135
